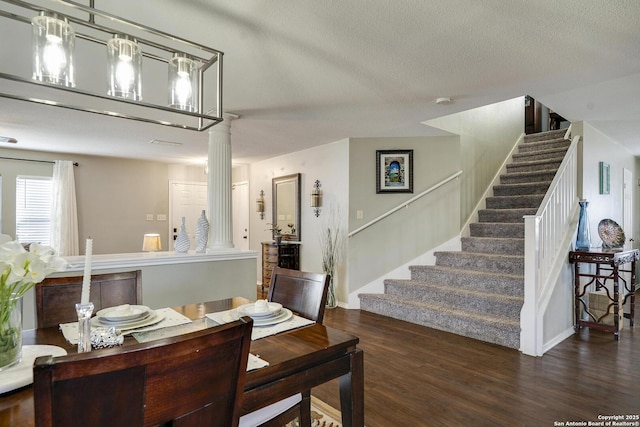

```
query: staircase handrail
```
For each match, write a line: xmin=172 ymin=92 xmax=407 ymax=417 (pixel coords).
xmin=521 ymin=130 xmax=580 ymax=356
xmin=348 ymin=170 xmax=463 ymax=238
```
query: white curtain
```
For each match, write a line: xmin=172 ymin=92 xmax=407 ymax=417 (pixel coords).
xmin=50 ymin=160 xmax=79 ymax=256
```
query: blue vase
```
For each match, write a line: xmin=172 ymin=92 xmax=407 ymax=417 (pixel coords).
xmin=576 ymin=200 xmax=591 ymax=251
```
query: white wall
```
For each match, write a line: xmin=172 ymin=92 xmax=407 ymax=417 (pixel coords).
xmin=578 ymin=122 xmax=638 ymax=247
xmin=249 ymin=140 xmax=350 ymax=299
xmin=424 ymin=97 xmax=525 ymax=224
xmin=347 ymin=136 xmax=461 ymax=298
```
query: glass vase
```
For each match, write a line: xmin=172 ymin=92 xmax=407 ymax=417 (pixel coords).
xmin=0 ymin=294 xmax=23 ymax=371
xmin=76 ymin=302 xmax=94 ymax=353
xmin=576 ymin=199 xmax=591 ymax=251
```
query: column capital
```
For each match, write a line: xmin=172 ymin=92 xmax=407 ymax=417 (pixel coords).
xmin=209 ymin=113 xmax=239 ymax=136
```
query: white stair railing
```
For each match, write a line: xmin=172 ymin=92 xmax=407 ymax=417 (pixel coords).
xmin=521 ymin=129 xmax=579 ymax=356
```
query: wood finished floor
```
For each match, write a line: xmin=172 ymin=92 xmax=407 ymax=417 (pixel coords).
xmin=308 ymin=305 xmax=640 ymax=427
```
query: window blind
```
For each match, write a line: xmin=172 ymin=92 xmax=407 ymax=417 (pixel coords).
xmin=16 ymin=176 xmax=52 ymax=245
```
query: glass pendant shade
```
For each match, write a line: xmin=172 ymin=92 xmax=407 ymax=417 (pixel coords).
xmin=107 ymin=34 xmax=142 ymax=100
xmin=31 ymin=11 xmax=75 ymax=87
xmin=169 ymin=53 xmax=198 ymax=112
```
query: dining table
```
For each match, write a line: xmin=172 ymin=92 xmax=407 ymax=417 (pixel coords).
xmin=0 ymin=297 xmax=364 ymax=427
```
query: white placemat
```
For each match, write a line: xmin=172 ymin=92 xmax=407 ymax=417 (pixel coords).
xmin=247 ymin=354 xmax=269 ymax=371
xmin=206 ymin=308 xmax=315 ymax=340
xmin=0 ymin=345 xmax=68 ymax=395
xmin=60 ymin=307 xmax=192 ymax=345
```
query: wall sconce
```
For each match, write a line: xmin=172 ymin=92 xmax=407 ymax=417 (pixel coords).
xmin=311 ymin=180 xmax=322 ymax=217
xmin=256 ymin=190 xmax=265 ymax=220
xmin=142 ymin=233 xmax=162 ymax=252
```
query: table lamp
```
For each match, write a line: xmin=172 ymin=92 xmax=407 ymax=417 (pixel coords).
xmin=142 ymin=233 xmax=162 ymax=252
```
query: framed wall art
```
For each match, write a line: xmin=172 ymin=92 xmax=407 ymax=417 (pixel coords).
xmin=599 ymin=161 xmax=610 ymax=195
xmin=376 ymin=149 xmax=413 ymax=193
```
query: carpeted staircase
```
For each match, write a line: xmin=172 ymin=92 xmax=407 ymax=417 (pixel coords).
xmin=359 ymin=128 xmax=569 ymax=349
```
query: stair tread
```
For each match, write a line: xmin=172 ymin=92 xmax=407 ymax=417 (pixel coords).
xmin=509 ymin=157 xmax=565 ymax=165
xmin=359 ymin=293 xmax=520 ymax=326
xmin=384 ymin=279 xmax=524 ymax=303
xmin=479 ymin=207 xmax=537 ymax=212
xmin=410 ymin=264 xmax=524 ymax=280
xmin=435 ymin=251 xmax=524 ymax=259
xmin=501 ymin=169 xmax=558 ymax=177
xmin=493 ymin=180 xmax=551 ymax=187
xmin=462 ymin=236 xmax=524 ymax=241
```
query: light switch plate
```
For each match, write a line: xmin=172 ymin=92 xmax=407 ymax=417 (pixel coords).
xmin=146 ymin=214 xmax=154 ymax=221
xmin=157 ymin=214 xmax=167 ymax=221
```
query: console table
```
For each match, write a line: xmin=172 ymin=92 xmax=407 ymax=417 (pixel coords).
xmin=261 ymin=241 xmax=300 ymax=292
xmin=568 ymin=249 xmax=638 ymax=340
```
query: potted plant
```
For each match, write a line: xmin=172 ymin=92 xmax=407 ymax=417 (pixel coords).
xmin=266 ymin=223 xmax=283 ymax=244
xmin=0 ymin=235 xmax=67 ymax=369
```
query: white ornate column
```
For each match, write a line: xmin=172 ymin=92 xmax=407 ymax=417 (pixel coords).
xmin=207 ymin=113 xmax=238 ymax=251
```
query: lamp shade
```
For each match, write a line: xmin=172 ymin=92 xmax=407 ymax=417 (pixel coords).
xmin=107 ymin=34 xmax=142 ymax=100
xmin=31 ymin=11 xmax=75 ymax=87
xmin=169 ymin=53 xmax=199 ymax=112
xmin=142 ymin=233 xmax=162 ymax=252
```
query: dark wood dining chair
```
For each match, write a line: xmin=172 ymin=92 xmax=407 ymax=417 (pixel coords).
xmin=33 ymin=317 xmax=253 ymax=427
xmin=264 ymin=267 xmax=331 ymax=427
xmin=267 ymin=267 xmax=330 ymax=323
xmin=35 ymin=270 xmax=142 ymax=328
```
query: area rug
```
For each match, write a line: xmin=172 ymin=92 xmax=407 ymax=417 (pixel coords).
xmin=286 ymin=396 xmax=342 ymax=427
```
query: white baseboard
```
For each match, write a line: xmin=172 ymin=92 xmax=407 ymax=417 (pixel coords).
xmin=542 ymin=327 xmax=575 ymax=354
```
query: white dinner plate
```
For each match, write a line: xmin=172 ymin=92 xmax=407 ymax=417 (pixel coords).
xmin=233 ymin=308 xmax=293 ymax=326
xmin=236 ymin=302 xmax=283 ymax=318
xmin=92 ymin=310 xmax=165 ymax=331
xmin=96 ymin=305 xmax=150 ymax=322
xmin=97 ymin=310 xmax=152 ymax=326
xmin=0 ymin=345 xmax=67 ymax=395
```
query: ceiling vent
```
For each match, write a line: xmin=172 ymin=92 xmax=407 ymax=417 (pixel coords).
xmin=149 ymin=139 xmax=183 ymax=147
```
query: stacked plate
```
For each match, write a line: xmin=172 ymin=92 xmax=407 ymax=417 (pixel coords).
xmin=235 ymin=301 xmax=292 ymax=326
xmin=92 ymin=304 xmax=164 ymax=331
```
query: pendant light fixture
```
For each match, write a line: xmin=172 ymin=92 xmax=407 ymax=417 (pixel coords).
xmin=169 ymin=53 xmax=198 ymax=112
xmin=1 ymin=0 xmax=223 ymax=131
xmin=107 ymin=34 xmax=142 ymax=101
xmin=31 ymin=11 xmax=75 ymax=87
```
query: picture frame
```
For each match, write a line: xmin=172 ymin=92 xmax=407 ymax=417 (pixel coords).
xmin=376 ymin=149 xmax=413 ymax=193
xmin=599 ymin=161 xmax=610 ymax=195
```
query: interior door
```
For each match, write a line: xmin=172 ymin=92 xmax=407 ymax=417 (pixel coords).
xmin=169 ymin=181 xmax=207 ymax=250
xmin=232 ymin=181 xmax=249 ymax=250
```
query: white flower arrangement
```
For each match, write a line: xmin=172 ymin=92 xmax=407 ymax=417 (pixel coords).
xmin=1 ymin=234 xmax=67 ymax=367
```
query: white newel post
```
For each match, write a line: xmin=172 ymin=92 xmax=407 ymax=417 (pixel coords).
xmin=207 ymin=113 xmax=238 ymax=251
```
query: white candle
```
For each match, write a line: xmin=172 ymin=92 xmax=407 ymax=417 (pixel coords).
xmin=80 ymin=238 xmax=93 ymax=304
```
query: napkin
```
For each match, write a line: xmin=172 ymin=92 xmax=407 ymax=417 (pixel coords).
xmin=60 ymin=307 xmax=192 ymax=345
xmin=206 ymin=308 xmax=315 ymax=340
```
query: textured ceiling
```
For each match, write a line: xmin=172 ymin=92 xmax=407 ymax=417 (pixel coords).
xmin=1 ymin=0 xmax=639 ymax=165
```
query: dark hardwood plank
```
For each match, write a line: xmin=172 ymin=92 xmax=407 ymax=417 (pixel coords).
xmin=310 ymin=306 xmax=640 ymax=427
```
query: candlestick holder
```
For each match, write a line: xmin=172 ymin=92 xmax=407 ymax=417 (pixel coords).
xmin=75 ymin=302 xmax=94 ymax=353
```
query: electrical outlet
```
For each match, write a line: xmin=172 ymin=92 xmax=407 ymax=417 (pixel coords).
xmin=157 ymin=214 xmax=167 ymax=221
xmin=146 ymin=214 xmax=154 ymax=221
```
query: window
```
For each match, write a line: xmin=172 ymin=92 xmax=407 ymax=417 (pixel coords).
xmin=16 ymin=176 xmax=52 ymax=245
